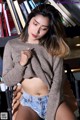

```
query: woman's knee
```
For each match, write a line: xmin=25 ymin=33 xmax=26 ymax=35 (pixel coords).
xmin=55 ymin=102 xmax=77 ymax=120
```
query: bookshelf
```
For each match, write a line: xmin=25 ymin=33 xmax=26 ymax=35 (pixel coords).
xmin=0 ymin=0 xmax=79 ymax=48
xmin=0 ymin=0 xmax=46 ymax=48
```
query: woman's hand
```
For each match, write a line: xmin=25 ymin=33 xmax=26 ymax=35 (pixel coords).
xmin=12 ymin=85 xmax=22 ymax=114
xmin=20 ymin=49 xmax=32 ymax=66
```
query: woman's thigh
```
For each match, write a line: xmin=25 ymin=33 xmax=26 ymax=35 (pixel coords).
xmin=55 ymin=102 xmax=77 ymax=120
xmin=15 ymin=104 xmax=40 ymax=120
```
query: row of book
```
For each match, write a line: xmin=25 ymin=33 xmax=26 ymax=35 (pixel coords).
xmin=0 ymin=0 xmax=45 ymax=38
xmin=0 ymin=0 xmax=76 ymax=38
xmin=5 ymin=0 xmax=45 ymax=36
xmin=0 ymin=0 xmax=18 ymax=37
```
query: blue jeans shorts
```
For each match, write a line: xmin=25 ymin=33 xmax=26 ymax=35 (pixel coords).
xmin=20 ymin=91 xmax=49 ymax=119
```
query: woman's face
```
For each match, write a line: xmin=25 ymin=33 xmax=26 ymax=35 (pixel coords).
xmin=27 ymin=15 xmax=50 ymax=43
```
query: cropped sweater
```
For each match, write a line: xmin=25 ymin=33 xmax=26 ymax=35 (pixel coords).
xmin=2 ymin=37 xmax=64 ymax=120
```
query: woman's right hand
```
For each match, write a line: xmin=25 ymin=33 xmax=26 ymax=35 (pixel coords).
xmin=20 ymin=49 xmax=32 ymax=66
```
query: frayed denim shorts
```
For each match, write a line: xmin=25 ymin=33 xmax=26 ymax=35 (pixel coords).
xmin=20 ymin=91 xmax=49 ymax=119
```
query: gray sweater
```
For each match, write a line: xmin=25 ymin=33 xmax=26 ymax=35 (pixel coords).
xmin=2 ymin=37 xmax=64 ymax=120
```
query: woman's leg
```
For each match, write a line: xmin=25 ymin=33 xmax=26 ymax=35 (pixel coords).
xmin=55 ymin=102 xmax=77 ymax=120
xmin=15 ymin=104 xmax=40 ymax=120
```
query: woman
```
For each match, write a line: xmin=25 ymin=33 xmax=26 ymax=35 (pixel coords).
xmin=2 ymin=4 xmax=76 ymax=120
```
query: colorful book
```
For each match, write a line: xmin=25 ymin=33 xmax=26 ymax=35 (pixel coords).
xmin=3 ymin=3 xmax=11 ymax=36
xmin=29 ymin=0 xmax=35 ymax=9
xmin=3 ymin=3 xmax=18 ymax=36
xmin=23 ymin=0 xmax=31 ymax=14
xmin=6 ymin=0 xmax=22 ymax=34
xmin=2 ymin=4 xmax=9 ymax=37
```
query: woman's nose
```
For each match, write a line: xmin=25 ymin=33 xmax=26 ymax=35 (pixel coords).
xmin=35 ymin=27 xmax=40 ymax=34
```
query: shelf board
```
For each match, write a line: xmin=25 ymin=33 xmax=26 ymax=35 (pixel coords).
xmin=0 ymin=36 xmax=18 ymax=47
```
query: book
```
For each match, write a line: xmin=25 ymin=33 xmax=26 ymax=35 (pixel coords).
xmin=6 ymin=0 xmax=22 ymax=34
xmin=57 ymin=3 xmax=78 ymax=26
xmin=47 ymin=0 xmax=76 ymax=26
xmin=3 ymin=3 xmax=18 ymax=36
xmin=0 ymin=2 xmax=4 ymax=37
xmin=2 ymin=3 xmax=9 ymax=37
xmin=14 ymin=0 xmax=26 ymax=28
xmin=29 ymin=0 xmax=35 ymax=9
xmin=23 ymin=0 xmax=31 ymax=14
xmin=20 ymin=2 xmax=28 ymax=21
xmin=30 ymin=0 xmax=36 ymax=7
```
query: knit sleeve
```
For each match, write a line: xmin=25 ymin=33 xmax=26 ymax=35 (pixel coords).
xmin=46 ymin=56 xmax=64 ymax=120
xmin=2 ymin=41 xmax=26 ymax=87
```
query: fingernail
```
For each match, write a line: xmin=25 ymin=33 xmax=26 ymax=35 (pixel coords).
xmin=27 ymin=48 xmax=30 ymax=50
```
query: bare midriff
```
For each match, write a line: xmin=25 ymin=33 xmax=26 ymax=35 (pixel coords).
xmin=21 ymin=77 xmax=49 ymax=97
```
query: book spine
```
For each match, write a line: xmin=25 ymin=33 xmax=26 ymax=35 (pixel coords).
xmin=0 ymin=3 xmax=4 ymax=37
xmin=20 ymin=2 xmax=28 ymax=21
xmin=23 ymin=0 xmax=31 ymax=14
xmin=14 ymin=0 xmax=26 ymax=28
xmin=31 ymin=0 xmax=36 ymax=7
xmin=3 ymin=3 xmax=11 ymax=36
xmin=29 ymin=0 xmax=35 ymax=9
xmin=47 ymin=0 xmax=76 ymax=26
xmin=5 ymin=3 xmax=18 ymax=36
xmin=0 ymin=16 xmax=4 ymax=37
xmin=6 ymin=0 xmax=22 ymax=34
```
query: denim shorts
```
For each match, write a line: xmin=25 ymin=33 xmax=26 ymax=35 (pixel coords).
xmin=20 ymin=91 xmax=49 ymax=119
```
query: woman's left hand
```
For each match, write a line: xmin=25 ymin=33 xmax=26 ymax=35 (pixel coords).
xmin=12 ymin=85 xmax=23 ymax=113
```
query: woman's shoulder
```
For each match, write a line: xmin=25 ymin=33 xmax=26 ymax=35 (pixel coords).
xmin=6 ymin=37 xmax=21 ymax=46
xmin=5 ymin=37 xmax=26 ymax=51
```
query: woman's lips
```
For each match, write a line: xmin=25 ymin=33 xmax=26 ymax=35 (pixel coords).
xmin=31 ymin=34 xmax=37 ymax=38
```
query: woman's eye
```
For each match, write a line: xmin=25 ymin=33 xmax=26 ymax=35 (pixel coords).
xmin=33 ymin=22 xmax=37 ymax=25
xmin=42 ymin=28 xmax=48 ymax=31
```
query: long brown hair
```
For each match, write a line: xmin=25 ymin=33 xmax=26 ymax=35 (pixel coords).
xmin=20 ymin=4 xmax=70 ymax=57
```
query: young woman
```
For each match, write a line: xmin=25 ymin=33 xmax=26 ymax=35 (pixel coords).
xmin=2 ymin=4 xmax=76 ymax=120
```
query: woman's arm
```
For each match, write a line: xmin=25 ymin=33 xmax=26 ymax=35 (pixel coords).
xmin=46 ymin=56 xmax=64 ymax=120
xmin=2 ymin=41 xmax=26 ymax=87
